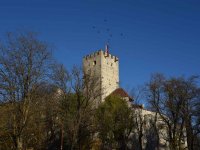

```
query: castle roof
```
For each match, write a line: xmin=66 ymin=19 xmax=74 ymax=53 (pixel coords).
xmin=108 ymin=88 xmax=145 ymax=109
xmin=109 ymin=88 xmax=133 ymax=101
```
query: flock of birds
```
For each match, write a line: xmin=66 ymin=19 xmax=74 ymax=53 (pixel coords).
xmin=91 ymin=19 xmax=125 ymax=49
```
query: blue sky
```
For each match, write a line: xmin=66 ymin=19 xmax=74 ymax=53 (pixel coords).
xmin=0 ymin=0 xmax=200 ymax=90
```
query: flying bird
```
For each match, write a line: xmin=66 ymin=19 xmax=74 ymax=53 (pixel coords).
xmin=91 ymin=19 xmax=126 ymax=50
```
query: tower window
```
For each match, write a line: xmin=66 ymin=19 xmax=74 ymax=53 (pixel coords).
xmin=93 ymin=61 xmax=96 ymax=65
xmin=111 ymin=63 xmax=113 ymax=66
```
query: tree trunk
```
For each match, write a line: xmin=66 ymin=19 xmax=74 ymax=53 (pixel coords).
xmin=185 ymin=116 xmax=194 ymax=150
xmin=138 ymin=133 xmax=143 ymax=150
xmin=60 ymin=123 xmax=64 ymax=150
xmin=17 ymin=137 xmax=23 ymax=150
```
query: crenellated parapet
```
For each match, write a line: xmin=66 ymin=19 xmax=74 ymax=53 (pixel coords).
xmin=83 ymin=50 xmax=119 ymax=62
xmin=83 ymin=50 xmax=102 ymax=59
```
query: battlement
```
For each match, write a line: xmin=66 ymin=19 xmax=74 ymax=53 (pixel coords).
xmin=83 ymin=50 xmax=119 ymax=62
xmin=83 ymin=50 xmax=102 ymax=59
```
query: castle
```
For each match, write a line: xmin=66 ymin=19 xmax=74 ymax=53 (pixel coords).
xmin=83 ymin=46 xmax=188 ymax=150
xmin=83 ymin=45 xmax=132 ymax=104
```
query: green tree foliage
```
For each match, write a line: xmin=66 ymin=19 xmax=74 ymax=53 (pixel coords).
xmin=95 ymin=95 xmax=134 ymax=149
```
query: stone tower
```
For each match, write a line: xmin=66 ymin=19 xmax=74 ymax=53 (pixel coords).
xmin=83 ymin=48 xmax=119 ymax=103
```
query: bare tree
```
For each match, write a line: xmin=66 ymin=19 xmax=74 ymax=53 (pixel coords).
xmin=51 ymin=63 xmax=70 ymax=150
xmin=178 ymin=76 xmax=200 ymax=150
xmin=68 ymin=66 xmax=100 ymax=150
xmin=146 ymin=73 xmax=200 ymax=150
xmin=0 ymin=31 xmax=52 ymax=150
xmin=52 ymin=65 xmax=100 ymax=149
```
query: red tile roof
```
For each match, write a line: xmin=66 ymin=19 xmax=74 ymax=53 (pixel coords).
xmin=109 ymin=88 xmax=133 ymax=101
xmin=108 ymin=88 xmax=145 ymax=109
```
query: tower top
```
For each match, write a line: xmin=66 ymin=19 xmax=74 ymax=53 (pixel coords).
xmin=83 ymin=50 xmax=119 ymax=62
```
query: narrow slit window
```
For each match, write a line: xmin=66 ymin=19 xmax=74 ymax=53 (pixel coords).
xmin=93 ymin=61 xmax=96 ymax=65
